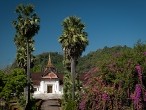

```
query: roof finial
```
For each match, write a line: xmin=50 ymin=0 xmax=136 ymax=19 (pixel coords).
xmin=46 ymin=53 xmax=54 ymax=67
xmin=49 ymin=53 xmax=51 ymax=63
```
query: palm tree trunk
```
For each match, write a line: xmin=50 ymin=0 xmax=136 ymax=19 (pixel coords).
xmin=71 ymin=57 xmax=75 ymax=100
xmin=26 ymin=39 xmax=30 ymax=108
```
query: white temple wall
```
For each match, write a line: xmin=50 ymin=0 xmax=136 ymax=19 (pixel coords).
xmin=38 ymin=79 xmax=60 ymax=94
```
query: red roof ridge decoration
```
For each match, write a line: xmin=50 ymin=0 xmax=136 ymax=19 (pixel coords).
xmin=42 ymin=71 xmax=58 ymax=79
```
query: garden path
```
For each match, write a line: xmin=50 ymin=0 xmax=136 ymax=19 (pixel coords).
xmin=40 ymin=99 xmax=61 ymax=110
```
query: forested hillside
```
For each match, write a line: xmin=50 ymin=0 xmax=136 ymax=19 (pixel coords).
xmin=77 ymin=45 xmax=131 ymax=73
xmin=9 ymin=42 xmax=146 ymax=75
xmin=32 ymin=52 xmax=64 ymax=73
xmin=30 ymin=45 xmax=131 ymax=74
xmin=79 ymin=41 xmax=146 ymax=109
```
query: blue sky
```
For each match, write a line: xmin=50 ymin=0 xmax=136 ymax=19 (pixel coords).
xmin=0 ymin=0 xmax=146 ymax=68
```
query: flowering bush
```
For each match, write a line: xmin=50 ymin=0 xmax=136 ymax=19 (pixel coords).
xmin=79 ymin=42 xmax=146 ymax=110
xmin=79 ymin=71 xmax=115 ymax=110
xmin=131 ymin=84 xmax=142 ymax=109
xmin=130 ymin=64 xmax=146 ymax=110
xmin=135 ymin=64 xmax=142 ymax=83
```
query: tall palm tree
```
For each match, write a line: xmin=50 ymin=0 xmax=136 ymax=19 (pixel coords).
xmin=59 ymin=16 xmax=88 ymax=100
xmin=14 ymin=34 xmax=35 ymax=69
xmin=13 ymin=4 xmax=40 ymax=107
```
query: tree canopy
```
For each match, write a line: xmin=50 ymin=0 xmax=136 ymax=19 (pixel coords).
xmin=0 ymin=68 xmax=26 ymax=101
xmin=13 ymin=4 xmax=40 ymax=69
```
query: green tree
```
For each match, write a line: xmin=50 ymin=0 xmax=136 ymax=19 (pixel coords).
xmin=0 ymin=70 xmax=6 ymax=93
xmin=13 ymin=4 xmax=40 ymax=106
xmin=62 ymin=71 xmax=72 ymax=109
xmin=0 ymin=68 xmax=27 ymax=101
xmin=58 ymin=16 xmax=88 ymax=100
xmin=31 ymin=52 xmax=64 ymax=72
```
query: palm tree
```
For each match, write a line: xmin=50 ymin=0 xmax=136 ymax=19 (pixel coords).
xmin=14 ymin=34 xmax=35 ymax=69
xmin=13 ymin=4 xmax=40 ymax=107
xmin=58 ymin=16 xmax=88 ymax=100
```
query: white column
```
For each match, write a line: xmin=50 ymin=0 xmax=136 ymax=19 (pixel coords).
xmin=56 ymin=81 xmax=59 ymax=93
xmin=40 ymin=81 xmax=44 ymax=93
xmin=52 ymin=84 xmax=55 ymax=93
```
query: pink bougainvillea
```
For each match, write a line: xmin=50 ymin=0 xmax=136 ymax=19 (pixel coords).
xmin=102 ymin=92 xmax=109 ymax=101
xmin=135 ymin=64 xmax=142 ymax=82
xmin=79 ymin=98 xmax=86 ymax=110
xmin=131 ymin=84 xmax=142 ymax=110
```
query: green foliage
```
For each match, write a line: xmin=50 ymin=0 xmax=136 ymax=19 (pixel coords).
xmin=13 ymin=4 xmax=40 ymax=38
xmin=10 ymin=46 xmax=133 ymax=75
xmin=64 ymin=100 xmax=77 ymax=110
xmin=0 ymin=70 xmax=6 ymax=92
xmin=29 ymin=98 xmax=39 ymax=110
xmin=62 ymin=71 xmax=81 ymax=109
xmin=13 ymin=4 xmax=40 ymax=69
xmin=62 ymin=71 xmax=72 ymax=108
xmin=18 ymin=95 xmax=26 ymax=108
xmin=31 ymin=52 xmax=64 ymax=73
xmin=77 ymin=45 xmax=131 ymax=73
xmin=59 ymin=16 xmax=89 ymax=102
xmin=58 ymin=16 xmax=88 ymax=70
xmin=79 ymin=41 xmax=146 ymax=110
xmin=59 ymin=16 xmax=88 ymax=65
xmin=0 ymin=68 xmax=27 ymax=101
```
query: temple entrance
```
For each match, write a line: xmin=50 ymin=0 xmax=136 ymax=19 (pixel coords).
xmin=47 ymin=85 xmax=52 ymax=93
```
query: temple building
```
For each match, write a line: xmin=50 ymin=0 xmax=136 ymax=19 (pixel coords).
xmin=31 ymin=54 xmax=63 ymax=99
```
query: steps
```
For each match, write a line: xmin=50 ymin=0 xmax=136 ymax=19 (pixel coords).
xmin=41 ymin=99 xmax=61 ymax=110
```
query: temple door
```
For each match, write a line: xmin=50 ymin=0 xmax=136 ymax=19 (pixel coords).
xmin=47 ymin=85 xmax=52 ymax=93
